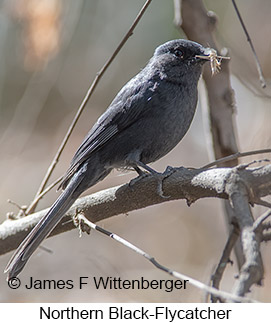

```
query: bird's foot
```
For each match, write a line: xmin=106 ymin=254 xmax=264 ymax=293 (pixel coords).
xmin=150 ymin=165 xmax=178 ymax=198
xmin=129 ymin=171 xmax=149 ymax=188
xmin=152 ymin=171 xmax=169 ymax=199
xmin=129 ymin=165 xmax=176 ymax=199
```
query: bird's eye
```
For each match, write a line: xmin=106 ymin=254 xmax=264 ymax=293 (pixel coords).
xmin=174 ymin=49 xmax=184 ymax=58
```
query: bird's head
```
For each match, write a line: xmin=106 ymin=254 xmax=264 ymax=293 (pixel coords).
xmin=152 ymin=39 xmax=227 ymax=78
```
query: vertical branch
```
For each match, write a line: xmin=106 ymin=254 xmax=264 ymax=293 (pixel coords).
xmin=225 ymin=172 xmax=264 ymax=296
xmin=173 ymin=0 xmax=245 ymax=269
xmin=211 ymin=224 xmax=239 ymax=302
xmin=175 ymin=0 xmax=239 ymax=162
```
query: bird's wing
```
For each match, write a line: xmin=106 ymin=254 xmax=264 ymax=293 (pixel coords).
xmin=61 ymin=75 xmax=156 ymax=187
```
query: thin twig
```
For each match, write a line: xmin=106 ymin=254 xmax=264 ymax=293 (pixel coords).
xmin=202 ymin=149 xmax=271 ymax=169
xmin=25 ymin=176 xmax=63 ymax=215
xmin=76 ymin=214 xmax=256 ymax=303
xmin=210 ymin=224 xmax=239 ymax=303
xmin=262 ymin=233 xmax=271 ymax=242
xmin=25 ymin=0 xmax=153 ymax=215
xmin=231 ymin=0 xmax=266 ymax=88
xmin=255 ymin=199 xmax=271 ymax=209
xmin=253 ymin=210 xmax=271 ymax=232
xmin=7 ymin=200 xmax=27 ymax=214
xmin=262 ymin=222 xmax=271 ymax=231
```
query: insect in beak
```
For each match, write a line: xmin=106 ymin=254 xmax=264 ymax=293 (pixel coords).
xmin=195 ymin=48 xmax=230 ymax=75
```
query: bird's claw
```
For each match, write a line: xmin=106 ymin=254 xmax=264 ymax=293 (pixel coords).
xmin=155 ymin=173 xmax=169 ymax=199
xmin=129 ymin=166 xmax=177 ymax=199
xmin=129 ymin=171 xmax=149 ymax=189
xmin=157 ymin=166 xmax=177 ymax=198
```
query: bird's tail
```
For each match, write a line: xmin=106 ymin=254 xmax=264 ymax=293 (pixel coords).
xmin=5 ymin=167 xmax=86 ymax=280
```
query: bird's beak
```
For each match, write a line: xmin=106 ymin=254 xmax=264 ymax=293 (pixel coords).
xmin=195 ymin=47 xmax=230 ymax=75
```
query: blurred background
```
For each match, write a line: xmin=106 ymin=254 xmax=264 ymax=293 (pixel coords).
xmin=0 ymin=0 xmax=270 ymax=302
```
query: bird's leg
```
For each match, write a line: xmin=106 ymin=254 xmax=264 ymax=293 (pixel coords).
xmin=135 ymin=161 xmax=160 ymax=175
xmin=128 ymin=164 xmax=149 ymax=189
xmin=133 ymin=165 xmax=146 ymax=177
xmin=129 ymin=161 xmax=173 ymax=198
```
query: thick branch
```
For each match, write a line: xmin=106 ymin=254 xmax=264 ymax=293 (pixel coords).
xmin=174 ymin=0 xmax=244 ymax=269
xmin=211 ymin=224 xmax=239 ymax=302
xmin=225 ymin=168 xmax=264 ymax=296
xmin=1 ymin=165 xmax=271 ymax=256
xmin=178 ymin=0 xmax=238 ymax=160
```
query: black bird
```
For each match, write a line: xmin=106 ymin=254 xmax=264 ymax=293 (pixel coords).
xmin=5 ymin=39 xmax=214 ymax=279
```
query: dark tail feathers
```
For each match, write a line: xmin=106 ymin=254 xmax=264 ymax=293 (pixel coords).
xmin=5 ymin=167 xmax=86 ymax=280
